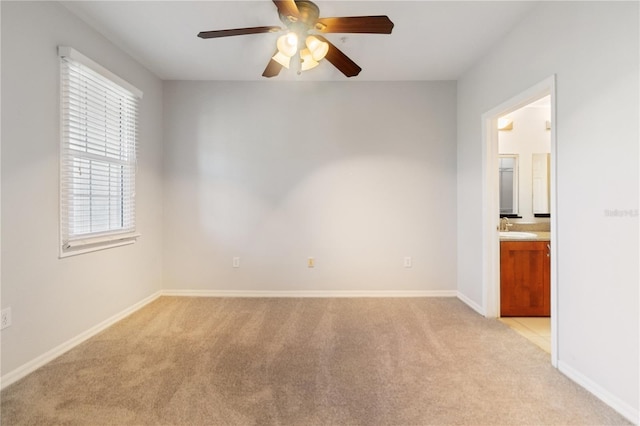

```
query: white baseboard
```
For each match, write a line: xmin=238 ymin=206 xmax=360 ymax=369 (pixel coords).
xmin=456 ymin=291 xmax=485 ymax=316
xmin=0 ymin=291 xmax=162 ymax=390
xmin=161 ymin=289 xmax=458 ymax=298
xmin=558 ymin=361 xmax=639 ymax=425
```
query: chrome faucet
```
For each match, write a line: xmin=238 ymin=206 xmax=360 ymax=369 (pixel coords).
xmin=499 ymin=217 xmax=512 ymax=231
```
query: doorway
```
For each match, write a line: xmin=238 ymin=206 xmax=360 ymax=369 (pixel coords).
xmin=481 ymin=76 xmax=558 ymax=367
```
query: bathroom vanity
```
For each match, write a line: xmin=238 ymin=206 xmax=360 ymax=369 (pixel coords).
xmin=500 ymin=232 xmax=550 ymax=317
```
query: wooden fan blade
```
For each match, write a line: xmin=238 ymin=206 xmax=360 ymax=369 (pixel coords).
xmin=262 ymin=50 xmax=283 ymax=78
xmin=315 ymin=35 xmax=362 ymax=77
xmin=272 ymin=0 xmax=300 ymax=20
xmin=198 ymin=26 xmax=281 ymax=39
xmin=315 ymin=16 xmax=394 ymax=34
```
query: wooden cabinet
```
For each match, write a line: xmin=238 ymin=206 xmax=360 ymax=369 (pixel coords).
xmin=500 ymin=241 xmax=550 ymax=317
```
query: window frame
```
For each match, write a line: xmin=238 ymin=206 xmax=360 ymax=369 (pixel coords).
xmin=58 ymin=46 xmax=143 ymax=258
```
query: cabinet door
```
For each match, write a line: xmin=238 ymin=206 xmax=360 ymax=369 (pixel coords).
xmin=500 ymin=241 xmax=550 ymax=316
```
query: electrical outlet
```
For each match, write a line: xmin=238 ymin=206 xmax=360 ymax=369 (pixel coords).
xmin=232 ymin=257 xmax=240 ymax=268
xmin=308 ymin=257 xmax=315 ymax=268
xmin=1 ymin=308 xmax=12 ymax=330
xmin=403 ymin=257 xmax=412 ymax=268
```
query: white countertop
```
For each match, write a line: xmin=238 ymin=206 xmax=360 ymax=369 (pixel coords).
xmin=499 ymin=231 xmax=550 ymax=241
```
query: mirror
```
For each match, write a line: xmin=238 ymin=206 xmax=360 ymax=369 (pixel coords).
xmin=499 ymin=155 xmax=519 ymax=216
xmin=532 ymin=153 xmax=550 ymax=215
xmin=498 ymin=96 xmax=551 ymax=221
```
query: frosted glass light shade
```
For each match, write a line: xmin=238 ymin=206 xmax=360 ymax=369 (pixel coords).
xmin=498 ymin=117 xmax=513 ymax=131
xmin=277 ymin=32 xmax=298 ymax=57
xmin=306 ymin=36 xmax=328 ymax=61
xmin=300 ymin=48 xmax=319 ymax=71
xmin=272 ymin=51 xmax=291 ymax=69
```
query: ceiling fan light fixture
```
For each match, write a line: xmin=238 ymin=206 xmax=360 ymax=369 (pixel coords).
xmin=306 ymin=35 xmax=329 ymax=61
xmin=198 ymin=1 xmax=394 ymax=78
xmin=498 ymin=117 xmax=513 ymax=131
xmin=276 ymin=32 xmax=298 ymax=57
xmin=300 ymin=48 xmax=320 ymax=71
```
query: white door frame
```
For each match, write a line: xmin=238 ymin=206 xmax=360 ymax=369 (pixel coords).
xmin=481 ymin=75 xmax=558 ymax=367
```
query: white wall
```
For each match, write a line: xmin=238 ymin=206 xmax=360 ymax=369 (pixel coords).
xmin=1 ymin=2 xmax=164 ymax=376
xmin=499 ymin=104 xmax=551 ymax=222
xmin=163 ymin=81 xmax=457 ymax=294
xmin=457 ymin=1 xmax=638 ymax=421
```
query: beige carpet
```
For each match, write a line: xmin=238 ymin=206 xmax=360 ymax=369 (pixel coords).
xmin=1 ymin=297 xmax=630 ymax=425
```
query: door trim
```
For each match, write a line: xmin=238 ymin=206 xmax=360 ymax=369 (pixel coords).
xmin=481 ymin=75 xmax=558 ymax=367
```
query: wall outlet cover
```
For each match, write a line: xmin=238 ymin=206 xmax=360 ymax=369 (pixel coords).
xmin=1 ymin=307 xmax=12 ymax=330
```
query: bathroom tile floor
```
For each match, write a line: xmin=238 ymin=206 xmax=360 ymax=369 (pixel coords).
xmin=499 ymin=317 xmax=551 ymax=353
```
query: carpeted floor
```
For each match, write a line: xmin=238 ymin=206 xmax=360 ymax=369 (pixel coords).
xmin=0 ymin=297 xmax=631 ymax=425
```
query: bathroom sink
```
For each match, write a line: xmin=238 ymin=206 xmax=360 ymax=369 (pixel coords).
xmin=499 ymin=231 xmax=537 ymax=239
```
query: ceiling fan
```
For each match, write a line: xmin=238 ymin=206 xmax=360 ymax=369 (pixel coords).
xmin=197 ymin=0 xmax=394 ymax=78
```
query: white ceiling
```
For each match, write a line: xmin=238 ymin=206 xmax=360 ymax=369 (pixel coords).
xmin=61 ymin=1 xmax=537 ymax=81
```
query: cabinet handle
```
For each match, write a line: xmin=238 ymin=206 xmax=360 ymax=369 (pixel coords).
xmin=547 ymin=244 xmax=550 ymax=257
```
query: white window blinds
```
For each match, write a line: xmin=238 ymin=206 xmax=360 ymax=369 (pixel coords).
xmin=59 ymin=47 xmax=141 ymax=255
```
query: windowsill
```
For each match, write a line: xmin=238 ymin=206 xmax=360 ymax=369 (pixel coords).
xmin=59 ymin=233 xmax=140 ymax=258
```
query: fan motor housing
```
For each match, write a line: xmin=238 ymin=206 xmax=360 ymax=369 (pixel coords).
xmin=279 ymin=0 xmax=320 ymax=30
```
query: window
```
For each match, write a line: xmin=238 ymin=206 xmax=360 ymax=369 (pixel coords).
xmin=59 ymin=47 xmax=142 ymax=256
